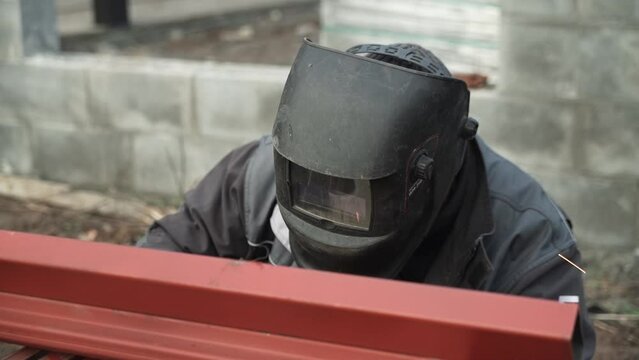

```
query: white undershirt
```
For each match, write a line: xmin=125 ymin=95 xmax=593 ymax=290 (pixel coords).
xmin=269 ymin=204 xmax=291 ymax=252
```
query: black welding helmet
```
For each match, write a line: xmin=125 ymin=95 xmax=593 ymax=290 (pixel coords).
xmin=272 ymin=39 xmax=477 ymax=278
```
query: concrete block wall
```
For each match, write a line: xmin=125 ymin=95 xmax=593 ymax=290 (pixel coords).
xmin=319 ymin=0 xmax=638 ymax=249
xmin=0 ymin=54 xmax=288 ymax=196
xmin=0 ymin=0 xmax=292 ymax=197
xmin=470 ymin=0 xmax=639 ymax=250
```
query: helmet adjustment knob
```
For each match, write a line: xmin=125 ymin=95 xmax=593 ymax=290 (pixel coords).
xmin=460 ymin=116 xmax=479 ymax=140
xmin=414 ymin=154 xmax=434 ymax=180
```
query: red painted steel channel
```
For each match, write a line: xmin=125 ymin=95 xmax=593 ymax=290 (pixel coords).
xmin=0 ymin=230 xmax=578 ymax=359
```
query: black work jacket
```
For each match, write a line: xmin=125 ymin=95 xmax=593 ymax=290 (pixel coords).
xmin=139 ymin=135 xmax=596 ymax=359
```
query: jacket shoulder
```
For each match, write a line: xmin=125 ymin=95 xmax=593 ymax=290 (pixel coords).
xmin=477 ymin=138 xmax=576 ymax=292
xmin=243 ymin=135 xmax=277 ymax=246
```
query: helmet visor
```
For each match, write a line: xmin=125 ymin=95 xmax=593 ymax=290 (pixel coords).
xmin=290 ymin=161 xmax=371 ymax=231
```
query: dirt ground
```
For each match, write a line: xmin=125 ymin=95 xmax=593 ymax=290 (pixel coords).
xmin=5 ymin=3 xmax=635 ymax=358
xmin=0 ymin=195 xmax=149 ymax=245
xmin=61 ymin=2 xmax=320 ymax=66
xmin=60 ymin=2 xmax=488 ymax=88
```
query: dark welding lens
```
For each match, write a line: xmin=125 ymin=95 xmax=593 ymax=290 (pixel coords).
xmin=290 ymin=162 xmax=371 ymax=230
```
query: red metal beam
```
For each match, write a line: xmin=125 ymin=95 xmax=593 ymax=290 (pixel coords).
xmin=0 ymin=230 xmax=578 ymax=359
xmin=0 ymin=292 xmax=420 ymax=360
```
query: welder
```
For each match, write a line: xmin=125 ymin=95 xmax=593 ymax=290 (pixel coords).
xmin=138 ymin=39 xmax=595 ymax=359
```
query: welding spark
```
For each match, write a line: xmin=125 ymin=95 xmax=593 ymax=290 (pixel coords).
xmin=558 ymin=254 xmax=586 ymax=274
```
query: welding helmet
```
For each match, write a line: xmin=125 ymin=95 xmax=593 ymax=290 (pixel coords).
xmin=272 ymin=39 xmax=477 ymax=278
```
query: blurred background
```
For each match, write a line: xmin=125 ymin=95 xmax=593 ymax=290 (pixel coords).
xmin=0 ymin=0 xmax=637 ymax=357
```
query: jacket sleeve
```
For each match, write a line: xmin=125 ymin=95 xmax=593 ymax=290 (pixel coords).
xmin=136 ymin=140 xmax=260 ymax=258
xmin=510 ymin=244 xmax=596 ymax=360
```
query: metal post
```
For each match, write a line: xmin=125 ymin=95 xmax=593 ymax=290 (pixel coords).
xmin=0 ymin=0 xmax=58 ymax=61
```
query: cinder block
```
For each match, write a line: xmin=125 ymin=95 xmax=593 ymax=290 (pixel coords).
xmin=0 ymin=123 xmax=31 ymax=175
xmin=531 ymin=170 xmax=638 ymax=247
xmin=579 ymin=0 xmax=639 ymax=22
xmin=501 ymin=0 xmax=576 ymax=19
xmin=0 ymin=61 xmax=89 ymax=129
xmin=500 ymin=22 xmax=578 ymax=99
xmin=183 ymin=133 xmax=259 ymax=190
xmin=195 ymin=66 xmax=288 ymax=135
xmin=577 ymin=101 xmax=639 ymax=178
xmin=33 ymin=127 xmax=131 ymax=187
xmin=88 ymin=62 xmax=194 ymax=132
xmin=471 ymin=93 xmax=576 ymax=171
xmin=578 ymin=28 xmax=639 ymax=102
xmin=132 ymin=133 xmax=184 ymax=196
